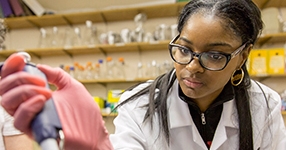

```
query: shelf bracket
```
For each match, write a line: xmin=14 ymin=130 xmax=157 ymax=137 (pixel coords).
xmin=28 ymin=52 xmax=41 ymax=59
xmin=98 ymin=47 xmax=106 ymax=56
xmin=100 ymin=12 xmax=108 ymax=25
xmin=63 ymin=50 xmax=73 ymax=58
xmin=62 ymin=16 xmax=73 ymax=27
xmin=261 ymin=0 xmax=272 ymax=9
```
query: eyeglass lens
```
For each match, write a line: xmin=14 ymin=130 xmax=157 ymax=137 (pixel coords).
xmin=170 ymin=45 xmax=228 ymax=70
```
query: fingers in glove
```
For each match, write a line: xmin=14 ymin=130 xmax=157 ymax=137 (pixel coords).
xmin=1 ymin=53 xmax=25 ymax=78
xmin=13 ymin=94 xmax=46 ymax=137
xmin=37 ymin=64 xmax=79 ymax=89
xmin=0 ymin=72 xmax=46 ymax=95
xmin=1 ymin=85 xmax=52 ymax=116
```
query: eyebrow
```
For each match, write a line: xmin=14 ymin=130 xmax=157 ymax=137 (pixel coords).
xmin=179 ymin=37 xmax=234 ymax=48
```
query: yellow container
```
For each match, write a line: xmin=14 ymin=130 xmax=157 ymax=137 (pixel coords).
xmin=94 ymin=96 xmax=104 ymax=109
xmin=249 ymin=49 xmax=269 ymax=76
xmin=246 ymin=51 xmax=252 ymax=73
xmin=107 ymin=90 xmax=124 ymax=103
xmin=268 ymin=48 xmax=285 ymax=75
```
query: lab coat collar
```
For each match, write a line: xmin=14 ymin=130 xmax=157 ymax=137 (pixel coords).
xmin=168 ymin=80 xmax=193 ymax=128
xmin=211 ymin=100 xmax=239 ymax=149
xmin=168 ymin=80 xmax=239 ymax=149
xmin=168 ymin=80 xmax=238 ymax=129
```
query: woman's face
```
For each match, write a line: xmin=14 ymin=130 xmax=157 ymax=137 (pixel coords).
xmin=175 ymin=13 xmax=248 ymax=103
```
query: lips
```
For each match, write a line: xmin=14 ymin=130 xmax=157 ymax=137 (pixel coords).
xmin=182 ymin=78 xmax=203 ymax=89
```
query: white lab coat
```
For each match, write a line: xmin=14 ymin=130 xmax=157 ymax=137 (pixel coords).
xmin=110 ymin=79 xmax=286 ymax=150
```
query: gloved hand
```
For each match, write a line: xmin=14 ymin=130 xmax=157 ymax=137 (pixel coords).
xmin=0 ymin=53 xmax=113 ymax=150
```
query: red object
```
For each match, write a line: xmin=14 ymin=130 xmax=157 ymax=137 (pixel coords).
xmin=0 ymin=53 xmax=113 ymax=150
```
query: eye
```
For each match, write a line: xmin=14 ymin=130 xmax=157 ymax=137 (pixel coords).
xmin=178 ymin=46 xmax=191 ymax=55
xmin=204 ymin=52 xmax=226 ymax=62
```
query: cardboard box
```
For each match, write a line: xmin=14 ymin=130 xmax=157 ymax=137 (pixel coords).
xmin=268 ymin=48 xmax=285 ymax=75
xmin=246 ymin=51 xmax=252 ymax=74
xmin=107 ymin=90 xmax=124 ymax=103
xmin=249 ymin=49 xmax=269 ymax=76
xmin=94 ymin=96 xmax=104 ymax=109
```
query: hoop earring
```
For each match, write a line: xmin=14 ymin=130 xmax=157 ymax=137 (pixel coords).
xmin=231 ymin=68 xmax=244 ymax=86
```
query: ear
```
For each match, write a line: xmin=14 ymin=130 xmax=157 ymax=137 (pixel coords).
xmin=239 ymin=44 xmax=253 ymax=68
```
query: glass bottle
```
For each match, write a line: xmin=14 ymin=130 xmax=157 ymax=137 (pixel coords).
xmin=106 ymin=56 xmax=115 ymax=79
xmin=69 ymin=66 xmax=75 ymax=78
xmin=136 ymin=62 xmax=143 ymax=78
xmin=73 ymin=27 xmax=83 ymax=46
xmin=116 ymin=57 xmax=126 ymax=79
xmin=50 ymin=26 xmax=61 ymax=47
xmin=38 ymin=28 xmax=48 ymax=48
xmin=82 ymin=20 xmax=97 ymax=46
xmin=85 ymin=61 xmax=94 ymax=80
xmin=94 ymin=62 xmax=101 ymax=79
xmin=98 ymin=59 xmax=105 ymax=79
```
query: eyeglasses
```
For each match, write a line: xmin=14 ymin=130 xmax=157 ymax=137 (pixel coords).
xmin=168 ymin=35 xmax=247 ymax=71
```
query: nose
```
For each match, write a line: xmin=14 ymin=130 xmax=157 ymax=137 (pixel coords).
xmin=185 ymin=57 xmax=204 ymax=73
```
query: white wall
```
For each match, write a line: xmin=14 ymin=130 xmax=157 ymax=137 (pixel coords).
xmin=3 ymin=0 xmax=286 ymax=134
xmin=38 ymin=0 xmax=176 ymax=14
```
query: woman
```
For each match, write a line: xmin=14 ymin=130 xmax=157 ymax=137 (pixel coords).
xmin=109 ymin=0 xmax=286 ymax=149
xmin=0 ymin=0 xmax=285 ymax=150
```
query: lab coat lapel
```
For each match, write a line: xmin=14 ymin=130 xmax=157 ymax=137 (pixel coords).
xmin=168 ymin=80 xmax=192 ymax=128
xmin=168 ymin=81 xmax=207 ymax=149
xmin=211 ymin=99 xmax=239 ymax=150
xmin=168 ymin=81 xmax=239 ymax=149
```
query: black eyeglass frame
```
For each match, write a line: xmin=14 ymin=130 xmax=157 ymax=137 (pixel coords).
xmin=168 ymin=34 xmax=247 ymax=71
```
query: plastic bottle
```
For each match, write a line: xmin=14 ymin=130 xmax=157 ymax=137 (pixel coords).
xmin=73 ymin=27 xmax=82 ymax=46
xmin=50 ymin=26 xmax=61 ymax=47
xmin=38 ymin=28 xmax=48 ymax=48
xmin=78 ymin=65 xmax=85 ymax=80
xmin=94 ymin=63 xmax=101 ymax=79
xmin=161 ymin=60 xmax=172 ymax=74
xmin=145 ymin=62 xmax=151 ymax=78
xmin=133 ymin=13 xmax=147 ymax=42
xmin=136 ymin=62 xmax=143 ymax=78
xmin=98 ymin=59 xmax=105 ymax=79
xmin=83 ymin=20 xmax=97 ymax=46
xmin=73 ymin=62 xmax=84 ymax=80
xmin=85 ymin=61 xmax=94 ymax=80
xmin=73 ymin=62 xmax=79 ymax=79
xmin=151 ymin=60 xmax=159 ymax=78
xmin=106 ymin=57 xmax=115 ymax=79
xmin=69 ymin=66 xmax=75 ymax=78
xmin=59 ymin=64 xmax=64 ymax=70
xmin=116 ymin=57 xmax=126 ymax=79
xmin=64 ymin=65 xmax=70 ymax=74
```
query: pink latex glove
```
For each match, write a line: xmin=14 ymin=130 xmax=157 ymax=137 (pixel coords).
xmin=0 ymin=53 xmax=113 ymax=150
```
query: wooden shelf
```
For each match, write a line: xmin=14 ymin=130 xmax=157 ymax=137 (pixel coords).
xmin=64 ymin=46 xmax=102 ymax=55
xmin=2 ymin=31 xmax=286 ymax=58
xmin=79 ymin=77 xmax=153 ymax=84
xmin=257 ymin=32 xmax=286 ymax=46
xmin=0 ymin=41 xmax=169 ymax=58
xmin=4 ymin=1 xmax=286 ymax=30
xmin=282 ymin=111 xmax=286 ymax=115
xmin=102 ymin=112 xmax=118 ymax=117
xmin=4 ymin=2 xmax=187 ymax=29
xmin=253 ymin=0 xmax=286 ymax=9
xmin=101 ymin=42 xmax=139 ymax=53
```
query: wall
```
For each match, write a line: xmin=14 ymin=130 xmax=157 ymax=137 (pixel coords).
xmin=2 ymin=0 xmax=286 ymax=135
xmin=38 ymin=0 xmax=176 ymax=14
xmin=2 ymin=15 xmax=177 ymax=133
